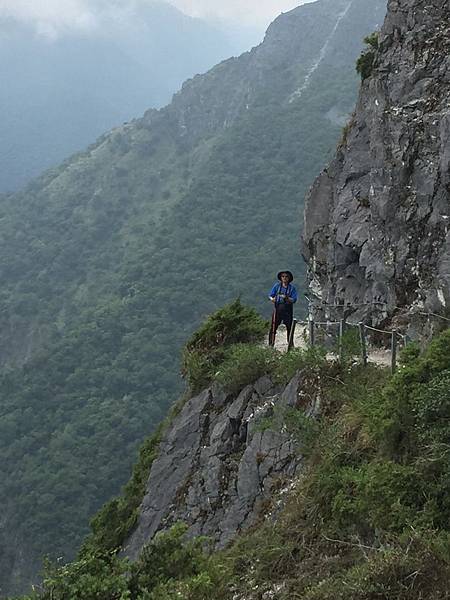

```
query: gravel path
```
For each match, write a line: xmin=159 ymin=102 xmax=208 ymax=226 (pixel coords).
xmin=267 ymin=324 xmax=394 ymax=368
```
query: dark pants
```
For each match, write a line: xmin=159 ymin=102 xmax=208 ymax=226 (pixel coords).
xmin=269 ymin=303 xmax=293 ymax=346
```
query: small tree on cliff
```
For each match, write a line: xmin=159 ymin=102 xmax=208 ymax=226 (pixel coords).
xmin=181 ymin=299 xmax=267 ymax=394
xmin=356 ymin=32 xmax=379 ymax=80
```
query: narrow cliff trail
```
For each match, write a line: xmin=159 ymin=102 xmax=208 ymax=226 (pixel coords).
xmin=267 ymin=323 xmax=392 ymax=368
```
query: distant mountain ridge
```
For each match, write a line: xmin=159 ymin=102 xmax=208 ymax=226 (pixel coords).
xmin=0 ymin=1 xmax=246 ymax=192
xmin=0 ymin=0 xmax=386 ymax=594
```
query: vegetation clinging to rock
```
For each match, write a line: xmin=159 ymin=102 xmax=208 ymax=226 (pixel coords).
xmin=356 ymin=32 xmax=379 ymax=80
xmin=181 ymin=299 xmax=268 ymax=393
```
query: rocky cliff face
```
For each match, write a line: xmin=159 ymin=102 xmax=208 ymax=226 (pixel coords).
xmin=125 ymin=372 xmax=319 ymax=559
xmin=303 ymin=0 xmax=450 ymax=334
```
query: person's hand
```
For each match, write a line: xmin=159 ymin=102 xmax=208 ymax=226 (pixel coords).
xmin=270 ymin=297 xmax=276 ymax=303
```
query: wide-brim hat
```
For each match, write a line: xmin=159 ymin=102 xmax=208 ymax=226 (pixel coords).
xmin=277 ymin=270 xmax=293 ymax=283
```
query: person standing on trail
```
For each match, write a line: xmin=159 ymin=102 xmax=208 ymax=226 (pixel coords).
xmin=268 ymin=270 xmax=298 ymax=346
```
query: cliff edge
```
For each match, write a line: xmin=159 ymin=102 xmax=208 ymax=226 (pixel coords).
xmin=124 ymin=372 xmax=319 ymax=560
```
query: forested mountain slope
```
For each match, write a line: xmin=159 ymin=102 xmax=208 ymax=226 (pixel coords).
xmin=0 ymin=0 xmax=386 ymax=594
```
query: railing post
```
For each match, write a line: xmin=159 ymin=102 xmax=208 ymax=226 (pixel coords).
xmin=359 ymin=322 xmax=368 ymax=366
xmin=402 ymin=333 xmax=409 ymax=349
xmin=309 ymin=318 xmax=315 ymax=348
xmin=391 ymin=331 xmax=398 ymax=374
xmin=339 ymin=318 xmax=346 ymax=362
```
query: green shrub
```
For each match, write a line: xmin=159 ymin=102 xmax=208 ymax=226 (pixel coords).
xmin=338 ymin=327 xmax=362 ymax=364
xmin=374 ymin=329 xmax=450 ymax=458
xmin=215 ymin=344 xmax=277 ymax=394
xmin=181 ymin=350 xmax=214 ymax=396
xmin=364 ymin=32 xmax=379 ymax=50
xmin=356 ymin=32 xmax=379 ymax=80
xmin=183 ymin=298 xmax=268 ymax=355
xmin=21 ymin=524 xmax=225 ymax=600
xmin=304 ymin=331 xmax=450 ymax=536
xmin=409 ymin=368 xmax=450 ymax=528
xmin=356 ymin=52 xmax=375 ymax=80
xmin=303 ymin=532 xmax=450 ymax=600
xmin=181 ymin=299 xmax=267 ymax=393
xmin=257 ymin=404 xmax=319 ymax=455
xmin=328 ymin=461 xmax=420 ymax=533
xmin=274 ymin=345 xmax=327 ymax=385
xmin=412 ymin=369 xmax=450 ymax=446
xmin=129 ymin=524 xmax=225 ymax=600
xmin=214 ymin=342 xmax=328 ymax=395
xmin=39 ymin=551 xmax=129 ymax=600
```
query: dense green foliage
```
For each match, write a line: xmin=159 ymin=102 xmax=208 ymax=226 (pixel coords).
xmin=182 ymin=299 xmax=268 ymax=392
xmin=18 ymin=524 xmax=221 ymax=600
xmin=127 ymin=524 xmax=220 ymax=600
xmin=15 ymin=330 xmax=450 ymax=599
xmin=215 ymin=343 xmax=328 ymax=393
xmin=215 ymin=344 xmax=277 ymax=393
xmin=182 ymin=299 xmax=329 ymax=394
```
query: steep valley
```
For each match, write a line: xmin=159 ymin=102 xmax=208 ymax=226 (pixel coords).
xmin=2 ymin=0 xmax=450 ymax=597
xmin=0 ymin=0 xmax=387 ymax=594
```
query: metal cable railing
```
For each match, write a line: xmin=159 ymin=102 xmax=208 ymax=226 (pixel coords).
xmin=304 ymin=295 xmax=450 ymax=322
xmin=294 ymin=317 xmax=406 ymax=373
xmin=300 ymin=294 xmax=450 ymax=370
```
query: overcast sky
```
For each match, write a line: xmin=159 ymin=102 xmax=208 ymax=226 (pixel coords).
xmin=167 ymin=0 xmax=307 ymax=25
xmin=0 ymin=0 xmax=309 ymax=38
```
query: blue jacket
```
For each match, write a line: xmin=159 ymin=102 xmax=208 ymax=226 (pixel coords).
xmin=269 ymin=282 xmax=298 ymax=305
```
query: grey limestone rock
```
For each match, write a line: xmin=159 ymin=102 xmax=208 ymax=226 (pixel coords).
xmin=303 ymin=0 xmax=450 ymax=336
xmin=123 ymin=374 xmax=314 ymax=560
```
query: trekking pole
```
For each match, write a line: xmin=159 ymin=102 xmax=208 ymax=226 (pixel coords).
xmin=288 ymin=318 xmax=297 ymax=352
xmin=269 ymin=303 xmax=277 ymax=347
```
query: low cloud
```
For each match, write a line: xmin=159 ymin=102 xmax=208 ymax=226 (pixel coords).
xmin=167 ymin=0 xmax=305 ymax=25
xmin=0 ymin=0 xmax=307 ymax=39
xmin=0 ymin=0 xmax=146 ymax=39
xmin=0 ymin=0 xmax=99 ymax=39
